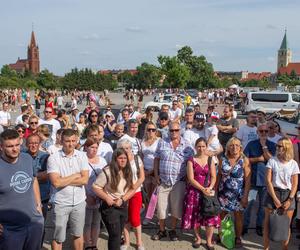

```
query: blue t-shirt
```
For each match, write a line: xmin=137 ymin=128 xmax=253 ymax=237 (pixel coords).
xmin=0 ymin=153 xmax=43 ymax=229
xmin=244 ymin=139 xmax=276 ymax=187
xmin=25 ymin=150 xmax=50 ymax=202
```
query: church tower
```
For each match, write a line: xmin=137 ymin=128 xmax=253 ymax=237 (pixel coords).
xmin=27 ymin=31 xmax=40 ymax=75
xmin=277 ymin=30 xmax=292 ymax=72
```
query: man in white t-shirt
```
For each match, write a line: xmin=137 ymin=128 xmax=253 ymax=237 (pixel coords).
xmin=128 ymin=104 xmax=141 ymax=119
xmin=40 ymin=107 xmax=61 ymax=142
xmin=121 ymin=119 xmax=142 ymax=156
xmin=56 ymin=95 xmax=64 ymax=109
xmin=183 ymin=112 xmax=206 ymax=148
xmin=15 ymin=105 xmax=29 ymax=125
xmin=169 ymin=100 xmax=182 ymax=123
xmin=236 ymin=110 xmax=258 ymax=149
xmin=0 ymin=102 xmax=11 ymax=128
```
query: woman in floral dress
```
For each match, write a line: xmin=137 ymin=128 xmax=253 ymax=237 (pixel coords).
xmin=182 ymin=137 xmax=220 ymax=249
xmin=216 ymin=137 xmax=251 ymax=248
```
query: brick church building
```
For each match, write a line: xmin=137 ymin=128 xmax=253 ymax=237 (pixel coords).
xmin=9 ymin=31 xmax=40 ymax=75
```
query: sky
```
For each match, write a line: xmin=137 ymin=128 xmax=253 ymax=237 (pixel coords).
xmin=0 ymin=0 xmax=300 ymax=75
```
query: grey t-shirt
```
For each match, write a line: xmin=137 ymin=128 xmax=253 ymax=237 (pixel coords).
xmin=218 ymin=117 xmax=239 ymax=147
xmin=0 ymin=153 xmax=43 ymax=229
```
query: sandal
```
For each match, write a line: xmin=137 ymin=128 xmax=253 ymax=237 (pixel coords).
xmin=235 ymin=237 xmax=243 ymax=248
xmin=151 ymin=230 xmax=167 ymax=241
xmin=192 ymin=241 xmax=201 ymax=248
xmin=168 ymin=230 xmax=178 ymax=241
xmin=205 ymin=243 xmax=215 ymax=250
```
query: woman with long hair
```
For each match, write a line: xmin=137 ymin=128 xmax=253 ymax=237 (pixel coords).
xmin=181 ymin=137 xmax=220 ymax=249
xmin=141 ymin=122 xmax=160 ymax=215
xmin=216 ymin=137 xmax=251 ymax=248
xmin=83 ymin=138 xmax=107 ymax=250
xmin=117 ymin=139 xmax=145 ymax=250
xmin=87 ymin=110 xmax=100 ymax=126
xmin=264 ymin=137 xmax=299 ymax=250
xmin=92 ymin=148 xmax=134 ymax=250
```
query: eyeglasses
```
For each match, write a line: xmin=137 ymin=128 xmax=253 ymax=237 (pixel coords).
xmin=147 ymin=128 xmax=156 ymax=132
xmin=276 ymin=144 xmax=283 ymax=148
xmin=28 ymin=142 xmax=39 ymax=145
xmin=17 ymin=130 xmax=25 ymax=133
xmin=30 ymin=122 xmax=38 ymax=124
xmin=170 ymin=129 xmax=180 ymax=132
xmin=259 ymin=130 xmax=268 ymax=133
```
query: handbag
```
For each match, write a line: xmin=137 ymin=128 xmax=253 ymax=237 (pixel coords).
xmin=145 ymin=187 xmax=159 ymax=219
xmin=269 ymin=208 xmax=290 ymax=242
xmin=201 ymin=157 xmax=221 ymax=217
xmin=221 ymin=214 xmax=235 ymax=249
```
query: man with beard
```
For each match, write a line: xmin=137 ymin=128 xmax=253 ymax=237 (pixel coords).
xmin=0 ymin=129 xmax=44 ymax=250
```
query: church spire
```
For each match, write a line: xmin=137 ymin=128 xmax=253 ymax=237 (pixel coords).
xmin=29 ymin=30 xmax=37 ymax=48
xmin=279 ymin=29 xmax=288 ymax=50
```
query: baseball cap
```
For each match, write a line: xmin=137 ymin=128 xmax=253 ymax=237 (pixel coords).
xmin=211 ymin=111 xmax=220 ymax=120
xmin=159 ymin=112 xmax=169 ymax=120
xmin=194 ymin=112 xmax=205 ymax=121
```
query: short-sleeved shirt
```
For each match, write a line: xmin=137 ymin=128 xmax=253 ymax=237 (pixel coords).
xmin=97 ymin=141 xmax=114 ymax=163
xmin=169 ymin=108 xmax=182 ymax=121
xmin=266 ymin=157 xmax=300 ymax=190
xmin=236 ymin=124 xmax=258 ymax=149
xmin=155 ymin=137 xmax=194 ymax=186
xmin=25 ymin=150 xmax=50 ymax=201
xmin=47 ymin=149 xmax=89 ymax=205
xmin=40 ymin=118 xmax=61 ymax=142
xmin=183 ymin=128 xmax=205 ymax=149
xmin=0 ymin=153 xmax=43 ymax=229
xmin=244 ymin=139 xmax=276 ymax=187
xmin=205 ymin=124 xmax=220 ymax=151
xmin=121 ymin=134 xmax=142 ymax=156
xmin=218 ymin=117 xmax=239 ymax=147
xmin=93 ymin=167 xmax=129 ymax=199
xmin=0 ymin=110 xmax=11 ymax=126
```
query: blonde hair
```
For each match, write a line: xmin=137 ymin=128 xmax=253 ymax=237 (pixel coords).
xmin=276 ymin=137 xmax=294 ymax=161
xmin=29 ymin=114 xmax=39 ymax=121
xmin=37 ymin=124 xmax=50 ymax=138
xmin=143 ymin=121 xmax=158 ymax=140
xmin=225 ymin=137 xmax=244 ymax=158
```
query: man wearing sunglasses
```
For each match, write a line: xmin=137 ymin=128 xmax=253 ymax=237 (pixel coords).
xmin=243 ymin=123 xmax=276 ymax=237
xmin=40 ymin=108 xmax=61 ymax=142
xmin=152 ymin=122 xmax=193 ymax=242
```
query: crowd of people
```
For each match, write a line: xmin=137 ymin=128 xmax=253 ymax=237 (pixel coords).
xmin=0 ymin=89 xmax=299 ymax=250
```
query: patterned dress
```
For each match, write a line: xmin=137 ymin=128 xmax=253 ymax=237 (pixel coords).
xmin=218 ymin=156 xmax=245 ymax=212
xmin=181 ymin=157 xmax=220 ymax=229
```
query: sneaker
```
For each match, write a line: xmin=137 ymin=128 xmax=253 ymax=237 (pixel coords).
xmin=137 ymin=246 xmax=145 ymax=250
xmin=151 ymin=230 xmax=167 ymax=241
xmin=168 ymin=230 xmax=178 ymax=241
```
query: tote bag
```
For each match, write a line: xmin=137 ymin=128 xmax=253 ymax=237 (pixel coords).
xmin=269 ymin=209 xmax=290 ymax=242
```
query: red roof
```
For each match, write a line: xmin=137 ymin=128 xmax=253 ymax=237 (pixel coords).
xmin=278 ymin=63 xmax=300 ymax=75
xmin=8 ymin=58 xmax=28 ymax=72
xmin=242 ymin=72 xmax=271 ymax=81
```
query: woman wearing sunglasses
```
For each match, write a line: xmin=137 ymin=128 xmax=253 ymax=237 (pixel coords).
xmin=15 ymin=124 xmax=27 ymax=151
xmin=264 ymin=137 xmax=299 ymax=250
xmin=24 ymin=114 xmax=39 ymax=138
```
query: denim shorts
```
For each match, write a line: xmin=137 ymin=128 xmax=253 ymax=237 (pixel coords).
xmin=52 ymin=201 xmax=86 ymax=243
xmin=264 ymin=188 xmax=295 ymax=211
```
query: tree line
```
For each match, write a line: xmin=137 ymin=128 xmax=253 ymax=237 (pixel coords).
xmin=1 ymin=46 xmax=299 ymax=90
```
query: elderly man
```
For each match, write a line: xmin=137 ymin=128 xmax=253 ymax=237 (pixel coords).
xmin=152 ymin=122 xmax=194 ymax=241
xmin=48 ymin=129 xmax=89 ymax=250
xmin=243 ymin=123 xmax=276 ymax=236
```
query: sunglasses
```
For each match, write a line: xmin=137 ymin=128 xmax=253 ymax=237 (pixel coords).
xmin=17 ymin=130 xmax=25 ymax=133
xmin=276 ymin=144 xmax=283 ymax=148
xmin=160 ymin=118 xmax=168 ymax=121
xmin=45 ymin=111 xmax=52 ymax=113
xmin=30 ymin=122 xmax=38 ymax=124
xmin=170 ymin=129 xmax=180 ymax=132
xmin=91 ymin=115 xmax=98 ymax=117
xmin=259 ymin=130 xmax=268 ymax=133
xmin=147 ymin=128 xmax=156 ymax=132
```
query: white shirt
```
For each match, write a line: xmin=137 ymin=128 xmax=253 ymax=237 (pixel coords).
xmin=121 ymin=134 xmax=141 ymax=156
xmin=57 ymin=96 xmax=64 ymax=106
xmin=15 ymin=114 xmax=24 ymax=125
xmin=47 ymin=144 xmax=62 ymax=155
xmin=183 ymin=128 xmax=205 ymax=149
xmin=141 ymin=139 xmax=160 ymax=171
xmin=97 ymin=141 xmax=113 ymax=163
xmin=266 ymin=157 xmax=300 ymax=190
xmin=47 ymin=149 xmax=89 ymax=205
xmin=236 ymin=124 xmax=258 ymax=149
xmin=169 ymin=108 xmax=182 ymax=121
xmin=205 ymin=124 xmax=220 ymax=151
xmin=0 ymin=111 xmax=11 ymax=126
xmin=268 ymin=134 xmax=282 ymax=144
xmin=129 ymin=111 xmax=140 ymax=119
xmin=40 ymin=118 xmax=61 ymax=142
xmin=130 ymin=156 xmax=143 ymax=192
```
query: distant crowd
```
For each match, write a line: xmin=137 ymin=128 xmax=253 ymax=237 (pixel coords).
xmin=0 ymin=88 xmax=299 ymax=250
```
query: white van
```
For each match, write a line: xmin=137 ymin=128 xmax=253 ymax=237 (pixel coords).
xmin=242 ymin=91 xmax=300 ymax=114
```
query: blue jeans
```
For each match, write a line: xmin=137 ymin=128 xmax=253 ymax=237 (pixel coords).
xmin=243 ymin=186 xmax=266 ymax=229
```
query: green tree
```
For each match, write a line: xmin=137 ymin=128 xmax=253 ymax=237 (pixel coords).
xmin=36 ymin=69 xmax=58 ymax=89
xmin=131 ymin=63 xmax=161 ymax=89
xmin=0 ymin=65 xmax=17 ymax=78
